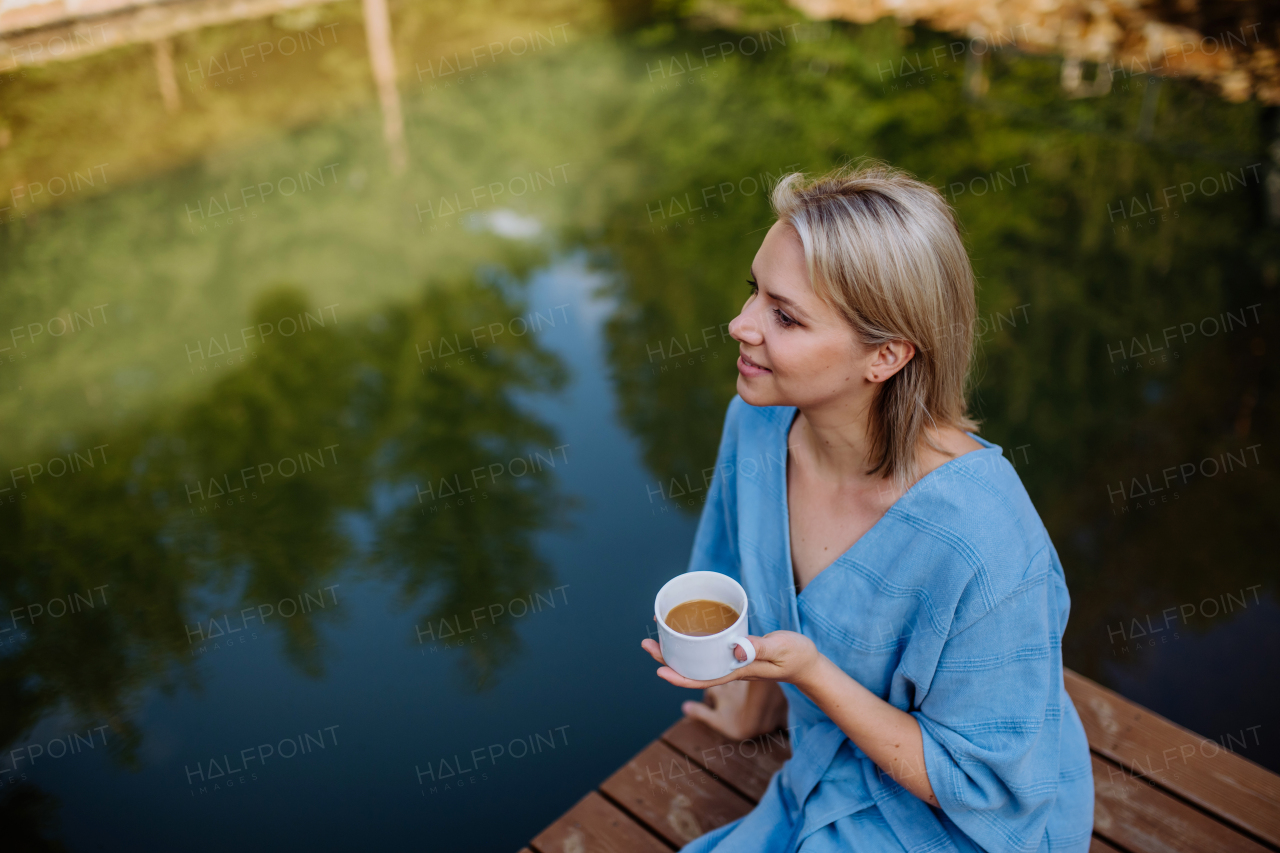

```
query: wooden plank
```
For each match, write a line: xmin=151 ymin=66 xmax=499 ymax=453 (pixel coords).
xmin=1066 ymin=669 xmax=1280 ymax=846
xmin=1090 ymin=754 xmax=1270 ymax=853
xmin=660 ymin=717 xmax=790 ymax=803
xmin=600 ymin=740 xmax=754 ymax=848
xmin=530 ymin=791 xmax=673 ymax=853
xmin=529 ymin=666 xmax=1280 ymax=853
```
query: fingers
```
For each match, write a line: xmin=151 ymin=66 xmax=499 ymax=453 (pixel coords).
xmin=655 ymin=665 xmax=743 ymax=690
xmin=640 ymin=630 xmax=788 ymax=691
xmin=643 ymin=636 xmax=784 ymax=688
xmin=681 ymin=700 xmax=721 ymax=728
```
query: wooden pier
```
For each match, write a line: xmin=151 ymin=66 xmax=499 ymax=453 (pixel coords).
xmin=523 ymin=670 xmax=1280 ymax=853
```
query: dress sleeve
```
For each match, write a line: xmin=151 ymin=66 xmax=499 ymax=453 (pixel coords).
xmin=684 ymin=396 xmax=743 ymax=584
xmin=911 ymin=549 xmax=1066 ymax=853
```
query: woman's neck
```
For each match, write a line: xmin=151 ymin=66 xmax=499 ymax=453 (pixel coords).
xmin=792 ymin=397 xmax=882 ymax=487
xmin=791 ymin=398 xmax=979 ymax=499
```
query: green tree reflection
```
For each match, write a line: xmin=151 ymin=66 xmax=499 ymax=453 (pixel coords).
xmin=0 ymin=277 xmax=570 ymax=773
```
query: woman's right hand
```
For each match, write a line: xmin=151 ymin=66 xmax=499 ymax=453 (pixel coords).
xmin=681 ymin=679 xmax=790 ymax=741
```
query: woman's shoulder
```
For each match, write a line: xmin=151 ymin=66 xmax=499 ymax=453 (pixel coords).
xmin=906 ymin=436 xmax=1039 ymax=527
xmin=892 ymin=440 xmax=1053 ymax=604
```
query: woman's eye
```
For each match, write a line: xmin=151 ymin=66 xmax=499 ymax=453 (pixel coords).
xmin=746 ymin=278 xmax=798 ymax=327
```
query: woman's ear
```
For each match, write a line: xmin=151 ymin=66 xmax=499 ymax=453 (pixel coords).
xmin=866 ymin=340 xmax=916 ymax=383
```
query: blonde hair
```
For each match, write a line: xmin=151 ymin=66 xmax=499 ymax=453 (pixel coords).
xmin=769 ymin=159 xmax=980 ymax=489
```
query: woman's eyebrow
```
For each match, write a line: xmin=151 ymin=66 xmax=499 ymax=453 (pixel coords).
xmin=750 ymin=265 xmax=809 ymax=318
xmin=768 ymin=291 xmax=809 ymax=320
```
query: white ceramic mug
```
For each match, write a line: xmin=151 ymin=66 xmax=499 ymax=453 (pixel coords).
xmin=654 ymin=571 xmax=757 ymax=681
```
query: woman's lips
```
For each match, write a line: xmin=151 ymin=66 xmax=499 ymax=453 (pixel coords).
xmin=737 ymin=353 xmax=772 ymax=377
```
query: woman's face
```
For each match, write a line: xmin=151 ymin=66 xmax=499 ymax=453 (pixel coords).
xmin=728 ymin=220 xmax=908 ymax=411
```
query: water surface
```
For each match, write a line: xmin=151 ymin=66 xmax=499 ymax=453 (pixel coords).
xmin=1 ymin=2 xmax=1276 ymax=849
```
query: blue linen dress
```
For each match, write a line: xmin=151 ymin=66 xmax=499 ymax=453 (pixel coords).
xmin=679 ymin=397 xmax=1094 ymax=853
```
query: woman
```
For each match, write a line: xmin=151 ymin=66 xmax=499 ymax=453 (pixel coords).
xmin=641 ymin=161 xmax=1094 ymax=853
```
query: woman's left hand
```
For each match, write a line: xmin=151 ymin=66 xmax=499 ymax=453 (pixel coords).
xmin=640 ymin=630 xmax=821 ymax=689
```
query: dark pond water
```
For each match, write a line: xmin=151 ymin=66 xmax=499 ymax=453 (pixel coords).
xmin=1 ymin=1 xmax=1277 ymax=849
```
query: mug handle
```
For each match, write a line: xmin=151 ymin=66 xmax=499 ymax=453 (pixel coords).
xmin=729 ymin=636 xmax=757 ymax=669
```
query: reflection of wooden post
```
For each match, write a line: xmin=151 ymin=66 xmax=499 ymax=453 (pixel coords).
xmin=1061 ymin=57 xmax=1113 ymax=99
xmin=964 ymin=44 xmax=987 ymax=99
xmin=153 ymin=38 xmax=181 ymax=113
xmin=362 ymin=0 xmax=406 ymax=174
xmin=1137 ymin=77 xmax=1162 ymax=139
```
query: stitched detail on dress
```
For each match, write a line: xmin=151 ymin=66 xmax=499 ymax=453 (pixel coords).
xmin=1047 ymin=826 xmax=1095 ymax=849
xmin=939 ymin=718 xmax=1049 ymax=739
xmin=798 ymin=594 xmax=947 ymax=656
xmin=962 ymin=785 xmax=1058 ymax=853
xmin=952 ymin=458 xmax=1035 ymax=543
xmin=889 ymin=507 xmax=995 ymax=611
xmin=934 ymin=644 xmax=1051 ymax=671
xmin=974 ymin=809 xmax=1054 ymax=853
xmin=941 ymin=702 xmax=1065 ymax=728
xmin=949 ymin=759 xmax=1060 ymax=799
xmin=910 ymin=832 xmax=959 ymax=853
xmin=1057 ymin=760 xmax=1093 ymax=782
xmin=1003 ymin=779 xmax=1060 ymax=799
xmin=798 ymin=601 xmax=907 ymax=653
xmin=943 ymin=546 xmax=1052 ymax=639
xmin=1004 ymin=564 xmax=1052 ymax=597
xmin=824 ymin=557 xmax=953 ymax=638
xmin=918 ymin=709 xmax=1066 ymax=850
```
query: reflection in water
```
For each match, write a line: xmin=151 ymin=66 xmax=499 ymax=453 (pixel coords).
xmin=0 ymin=0 xmax=1277 ymax=846
xmin=0 ymin=277 xmax=569 ymax=763
xmin=0 ymin=782 xmax=67 ymax=852
xmin=360 ymin=0 xmax=408 ymax=173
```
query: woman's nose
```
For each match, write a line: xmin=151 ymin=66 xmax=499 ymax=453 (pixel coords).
xmin=729 ymin=304 xmax=764 ymax=346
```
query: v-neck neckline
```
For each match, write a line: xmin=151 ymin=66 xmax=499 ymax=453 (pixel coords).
xmin=777 ymin=406 xmax=995 ymax=606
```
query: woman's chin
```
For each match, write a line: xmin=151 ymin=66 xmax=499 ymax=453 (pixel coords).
xmin=736 ymin=375 xmax=781 ymax=407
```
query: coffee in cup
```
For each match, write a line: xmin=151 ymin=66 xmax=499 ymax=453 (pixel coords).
xmin=653 ymin=571 xmax=755 ymax=680
xmin=665 ymin=599 xmax=741 ymax=636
